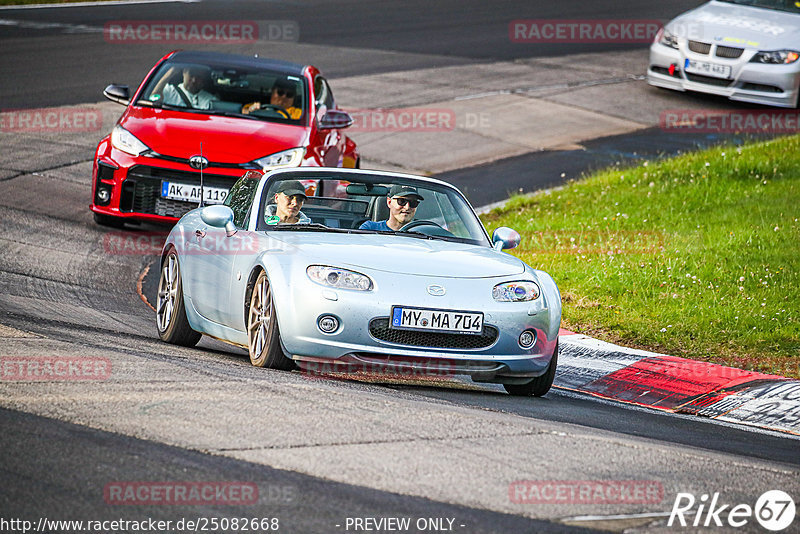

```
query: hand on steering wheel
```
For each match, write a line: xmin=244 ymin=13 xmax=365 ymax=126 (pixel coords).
xmin=242 ymin=102 xmax=290 ymax=119
xmin=399 ymin=220 xmax=444 ymax=232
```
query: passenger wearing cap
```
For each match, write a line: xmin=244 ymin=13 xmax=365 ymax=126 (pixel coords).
xmin=265 ymin=180 xmax=311 ymax=225
xmin=359 ymin=185 xmax=424 ymax=231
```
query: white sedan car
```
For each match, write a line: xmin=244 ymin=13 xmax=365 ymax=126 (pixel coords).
xmin=648 ymin=0 xmax=800 ymax=108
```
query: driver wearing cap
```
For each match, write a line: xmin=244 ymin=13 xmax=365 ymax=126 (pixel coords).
xmin=266 ymin=180 xmax=311 ymax=225
xmin=359 ymin=185 xmax=424 ymax=231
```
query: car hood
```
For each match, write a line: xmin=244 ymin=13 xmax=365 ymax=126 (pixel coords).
xmin=120 ymin=106 xmax=309 ymax=164
xmin=671 ymin=1 xmax=800 ymax=49
xmin=268 ymin=232 xmax=526 ymax=278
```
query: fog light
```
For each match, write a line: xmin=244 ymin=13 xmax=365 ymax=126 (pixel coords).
xmin=518 ymin=330 xmax=536 ymax=349
xmin=318 ymin=315 xmax=339 ymax=334
xmin=96 ymin=185 xmax=111 ymax=205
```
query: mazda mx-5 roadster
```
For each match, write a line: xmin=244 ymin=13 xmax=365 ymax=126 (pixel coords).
xmin=156 ymin=168 xmax=561 ymax=396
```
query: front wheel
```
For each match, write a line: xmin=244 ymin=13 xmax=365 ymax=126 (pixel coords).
xmin=247 ymin=271 xmax=294 ymax=370
xmin=504 ymin=340 xmax=558 ymax=397
xmin=156 ymin=250 xmax=201 ymax=347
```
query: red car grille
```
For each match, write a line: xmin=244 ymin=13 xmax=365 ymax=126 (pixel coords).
xmin=120 ymin=165 xmax=237 ymax=218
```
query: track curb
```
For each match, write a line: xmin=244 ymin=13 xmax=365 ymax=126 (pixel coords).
xmin=557 ymin=331 xmax=800 ymax=436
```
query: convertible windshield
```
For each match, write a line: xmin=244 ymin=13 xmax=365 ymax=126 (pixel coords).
xmin=136 ymin=60 xmax=307 ymax=123
xmin=252 ymin=173 xmax=490 ymax=246
xmin=717 ymin=0 xmax=800 ymax=13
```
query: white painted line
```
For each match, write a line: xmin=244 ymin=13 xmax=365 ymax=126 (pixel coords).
xmin=0 ymin=0 xmax=198 ymax=10
xmin=563 ymin=511 xmax=674 ymax=522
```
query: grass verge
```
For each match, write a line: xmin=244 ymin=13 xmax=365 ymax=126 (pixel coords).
xmin=482 ymin=134 xmax=800 ymax=378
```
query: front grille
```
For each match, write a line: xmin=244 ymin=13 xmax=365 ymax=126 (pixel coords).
xmin=368 ymin=318 xmax=498 ymax=349
xmin=688 ymin=41 xmax=711 ymax=54
xmin=686 ymin=73 xmax=733 ymax=87
xmin=122 ymin=165 xmax=237 ymax=218
xmin=716 ymin=45 xmax=743 ymax=59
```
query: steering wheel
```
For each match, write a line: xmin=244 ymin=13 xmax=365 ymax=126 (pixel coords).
xmin=256 ymin=104 xmax=290 ymax=119
xmin=399 ymin=220 xmax=447 ymax=233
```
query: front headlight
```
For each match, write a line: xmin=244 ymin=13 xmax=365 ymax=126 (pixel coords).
xmin=111 ymin=125 xmax=150 ymax=156
xmin=492 ymin=281 xmax=540 ymax=302
xmin=656 ymin=28 xmax=679 ymax=49
xmin=253 ymin=147 xmax=305 ymax=170
xmin=307 ymin=265 xmax=373 ymax=291
xmin=750 ymin=50 xmax=800 ymax=65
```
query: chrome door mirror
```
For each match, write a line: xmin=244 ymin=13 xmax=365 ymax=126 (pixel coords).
xmin=492 ymin=227 xmax=521 ymax=250
xmin=103 ymin=84 xmax=130 ymax=106
xmin=200 ymin=205 xmax=237 ymax=237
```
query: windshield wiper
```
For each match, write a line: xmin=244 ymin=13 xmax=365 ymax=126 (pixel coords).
xmin=266 ymin=223 xmax=347 ymax=232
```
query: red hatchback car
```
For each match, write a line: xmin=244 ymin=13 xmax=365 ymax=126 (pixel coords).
xmin=91 ymin=50 xmax=358 ymax=227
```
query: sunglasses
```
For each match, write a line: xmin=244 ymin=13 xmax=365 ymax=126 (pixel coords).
xmin=280 ymin=193 xmax=305 ymax=203
xmin=274 ymin=88 xmax=295 ymax=98
xmin=394 ymin=197 xmax=419 ymax=208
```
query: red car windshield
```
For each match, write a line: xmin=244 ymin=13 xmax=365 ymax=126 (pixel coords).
xmin=135 ymin=60 xmax=307 ymax=124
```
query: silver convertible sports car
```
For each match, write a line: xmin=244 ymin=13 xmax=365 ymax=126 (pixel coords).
xmin=648 ymin=0 xmax=800 ymax=108
xmin=156 ymin=169 xmax=561 ymax=396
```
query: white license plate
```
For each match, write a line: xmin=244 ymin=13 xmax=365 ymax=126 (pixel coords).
xmin=391 ymin=306 xmax=484 ymax=334
xmin=160 ymin=181 xmax=229 ymax=205
xmin=684 ymin=59 xmax=731 ymax=79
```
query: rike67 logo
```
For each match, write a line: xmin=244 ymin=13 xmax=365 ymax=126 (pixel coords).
xmin=669 ymin=490 xmax=795 ymax=531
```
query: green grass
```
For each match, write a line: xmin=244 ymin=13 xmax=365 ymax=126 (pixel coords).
xmin=482 ymin=134 xmax=800 ymax=378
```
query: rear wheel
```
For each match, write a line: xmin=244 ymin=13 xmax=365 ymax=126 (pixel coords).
xmin=156 ymin=250 xmax=201 ymax=347
xmin=247 ymin=271 xmax=294 ymax=370
xmin=504 ymin=340 xmax=558 ymax=397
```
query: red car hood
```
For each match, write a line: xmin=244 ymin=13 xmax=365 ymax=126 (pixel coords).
xmin=120 ymin=106 xmax=309 ymax=164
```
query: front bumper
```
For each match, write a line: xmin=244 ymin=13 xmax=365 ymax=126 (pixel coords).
xmin=272 ymin=271 xmax=561 ymax=383
xmin=90 ymin=138 xmax=250 ymax=224
xmin=647 ymin=41 xmax=800 ymax=108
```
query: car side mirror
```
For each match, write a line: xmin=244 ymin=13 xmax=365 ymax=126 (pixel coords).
xmin=103 ymin=84 xmax=130 ymax=106
xmin=492 ymin=227 xmax=521 ymax=251
xmin=319 ymin=110 xmax=354 ymax=130
xmin=200 ymin=205 xmax=237 ymax=237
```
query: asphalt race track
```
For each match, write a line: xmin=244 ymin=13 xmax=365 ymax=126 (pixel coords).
xmin=1 ymin=1 xmax=798 ymax=533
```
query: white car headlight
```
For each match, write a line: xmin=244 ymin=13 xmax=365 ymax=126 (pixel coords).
xmin=111 ymin=125 xmax=150 ymax=156
xmin=655 ymin=28 xmax=678 ymax=49
xmin=307 ymin=265 xmax=373 ymax=291
xmin=253 ymin=147 xmax=305 ymax=170
xmin=493 ymin=281 xmax=540 ymax=302
xmin=751 ymin=50 xmax=800 ymax=65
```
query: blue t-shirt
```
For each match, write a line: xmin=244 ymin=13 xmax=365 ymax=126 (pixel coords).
xmin=359 ymin=220 xmax=392 ymax=231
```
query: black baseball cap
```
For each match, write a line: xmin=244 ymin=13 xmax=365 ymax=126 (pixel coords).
xmin=275 ymin=180 xmax=307 ymax=198
xmin=388 ymin=185 xmax=424 ymax=201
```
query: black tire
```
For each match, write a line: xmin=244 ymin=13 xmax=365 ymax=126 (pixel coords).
xmin=156 ymin=250 xmax=201 ymax=347
xmin=247 ymin=271 xmax=294 ymax=370
xmin=504 ymin=340 xmax=558 ymax=397
xmin=93 ymin=212 xmax=126 ymax=228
